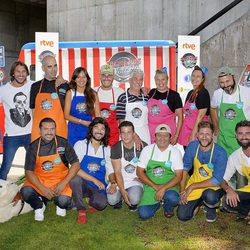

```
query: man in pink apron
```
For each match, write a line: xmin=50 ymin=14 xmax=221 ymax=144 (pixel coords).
xmin=221 ymin=120 xmax=250 ymax=225
xmin=95 ymin=64 xmax=124 ymax=146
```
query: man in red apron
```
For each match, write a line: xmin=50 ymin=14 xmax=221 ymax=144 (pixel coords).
xmin=177 ymin=121 xmax=227 ymax=223
xmin=221 ymin=120 xmax=250 ymax=224
xmin=95 ymin=64 xmax=124 ymax=146
xmin=21 ymin=117 xmax=80 ymax=221
xmin=30 ymin=55 xmax=69 ymax=142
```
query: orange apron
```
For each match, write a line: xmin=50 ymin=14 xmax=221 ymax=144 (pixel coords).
xmin=23 ymin=137 xmax=72 ymax=197
xmin=31 ymin=79 xmax=68 ymax=142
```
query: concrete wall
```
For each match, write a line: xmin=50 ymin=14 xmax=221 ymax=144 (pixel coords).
xmin=0 ymin=0 xmax=46 ymax=83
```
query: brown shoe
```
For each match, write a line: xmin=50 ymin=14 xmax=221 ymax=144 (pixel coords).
xmin=164 ymin=211 xmax=174 ymax=218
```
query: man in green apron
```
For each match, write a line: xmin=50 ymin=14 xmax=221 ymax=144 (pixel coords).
xmin=137 ymin=124 xmax=183 ymax=220
xmin=177 ymin=121 xmax=227 ymax=223
xmin=221 ymin=120 xmax=250 ymax=225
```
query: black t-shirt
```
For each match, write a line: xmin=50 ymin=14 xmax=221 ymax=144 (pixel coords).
xmin=148 ymin=88 xmax=183 ymax=113
xmin=25 ymin=135 xmax=79 ymax=171
xmin=30 ymin=78 xmax=69 ymax=110
xmin=111 ymin=140 xmax=147 ymax=162
xmin=185 ymin=87 xmax=210 ymax=116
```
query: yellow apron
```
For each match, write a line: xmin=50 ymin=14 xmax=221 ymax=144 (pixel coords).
xmin=186 ymin=144 xmax=219 ymax=201
xmin=237 ymin=155 xmax=250 ymax=192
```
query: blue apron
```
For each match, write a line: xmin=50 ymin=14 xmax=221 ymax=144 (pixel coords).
xmin=80 ymin=142 xmax=107 ymax=194
xmin=68 ymin=90 xmax=92 ymax=145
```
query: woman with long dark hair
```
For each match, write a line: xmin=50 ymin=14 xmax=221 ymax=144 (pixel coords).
xmin=64 ymin=67 xmax=100 ymax=145
xmin=178 ymin=65 xmax=210 ymax=147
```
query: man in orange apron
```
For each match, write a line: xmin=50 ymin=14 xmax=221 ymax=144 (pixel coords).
xmin=177 ymin=121 xmax=227 ymax=223
xmin=21 ymin=117 xmax=80 ymax=221
xmin=30 ymin=55 xmax=69 ymax=142
xmin=221 ymin=120 xmax=250 ymax=224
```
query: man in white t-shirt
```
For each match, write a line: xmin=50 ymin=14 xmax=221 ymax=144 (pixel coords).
xmin=221 ymin=120 xmax=250 ymax=224
xmin=210 ymin=66 xmax=250 ymax=157
xmin=95 ymin=64 xmax=124 ymax=147
xmin=0 ymin=61 xmax=33 ymax=180
xmin=137 ymin=124 xmax=183 ymax=220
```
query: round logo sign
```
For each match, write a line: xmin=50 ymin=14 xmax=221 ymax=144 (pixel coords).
xmin=42 ymin=161 xmax=54 ymax=171
xmin=152 ymin=166 xmax=165 ymax=177
xmin=76 ymin=102 xmax=86 ymax=113
xmin=0 ymin=68 xmax=6 ymax=82
xmin=124 ymin=164 xmax=136 ymax=174
xmin=87 ymin=162 xmax=100 ymax=172
xmin=131 ymin=107 xmax=142 ymax=118
xmin=41 ymin=99 xmax=53 ymax=110
xmin=224 ymin=109 xmax=236 ymax=120
xmin=101 ymin=108 xmax=110 ymax=119
xmin=181 ymin=53 xmax=197 ymax=69
xmin=151 ymin=104 xmax=160 ymax=116
xmin=198 ymin=167 xmax=209 ymax=177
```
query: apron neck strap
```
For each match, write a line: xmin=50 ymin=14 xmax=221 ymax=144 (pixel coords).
xmin=195 ymin=143 xmax=215 ymax=163
xmin=168 ymin=150 xmax=171 ymax=161
xmin=38 ymin=79 xmax=44 ymax=93
xmin=150 ymin=144 xmax=156 ymax=160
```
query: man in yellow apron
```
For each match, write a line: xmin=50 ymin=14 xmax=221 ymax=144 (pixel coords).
xmin=21 ymin=117 xmax=80 ymax=221
xmin=137 ymin=124 xmax=183 ymax=220
xmin=221 ymin=120 xmax=250 ymax=224
xmin=177 ymin=121 xmax=227 ymax=223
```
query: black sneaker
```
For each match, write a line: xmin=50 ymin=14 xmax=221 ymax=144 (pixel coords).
xmin=129 ymin=205 xmax=137 ymax=212
xmin=236 ymin=214 xmax=247 ymax=222
xmin=113 ymin=200 xmax=122 ymax=209
xmin=206 ymin=208 xmax=217 ymax=223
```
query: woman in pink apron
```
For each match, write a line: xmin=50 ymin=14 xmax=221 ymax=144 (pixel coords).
xmin=148 ymin=69 xmax=183 ymax=144
xmin=178 ymin=66 xmax=210 ymax=148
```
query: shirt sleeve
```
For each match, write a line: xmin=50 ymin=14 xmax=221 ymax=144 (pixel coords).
xmin=183 ymin=141 xmax=197 ymax=172
xmin=223 ymin=155 xmax=237 ymax=182
xmin=171 ymin=148 xmax=184 ymax=171
xmin=138 ymin=146 xmax=151 ymax=169
xmin=30 ymin=82 xmax=40 ymax=109
xmin=210 ymin=146 xmax=228 ymax=186
xmin=24 ymin=141 xmax=38 ymax=171
xmin=211 ymin=90 xmax=219 ymax=109
xmin=110 ymin=142 xmax=122 ymax=160
xmin=116 ymin=93 xmax=126 ymax=120
xmin=173 ymin=91 xmax=183 ymax=110
xmin=196 ymin=88 xmax=210 ymax=110
xmin=73 ymin=140 xmax=85 ymax=163
xmin=105 ymin=146 xmax=114 ymax=175
xmin=64 ymin=139 xmax=79 ymax=165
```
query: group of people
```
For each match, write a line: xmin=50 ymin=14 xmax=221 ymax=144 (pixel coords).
xmin=0 ymin=55 xmax=249 ymax=225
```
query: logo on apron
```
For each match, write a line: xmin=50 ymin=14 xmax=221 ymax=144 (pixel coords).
xmin=101 ymin=108 xmax=110 ymax=119
xmin=185 ymin=108 xmax=191 ymax=117
xmin=224 ymin=108 xmax=236 ymax=120
xmin=131 ymin=107 xmax=142 ymax=118
xmin=152 ymin=166 xmax=165 ymax=177
xmin=198 ymin=167 xmax=209 ymax=177
xmin=76 ymin=102 xmax=87 ymax=113
xmin=42 ymin=161 xmax=54 ymax=171
xmin=87 ymin=162 xmax=100 ymax=172
xmin=151 ymin=104 xmax=160 ymax=116
xmin=124 ymin=164 xmax=136 ymax=174
xmin=41 ymin=99 xmax=53 ymax=110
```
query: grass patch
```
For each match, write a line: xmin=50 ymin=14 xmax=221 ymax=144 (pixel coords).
xmin=0 ymin=204 xmax=249 ymax=250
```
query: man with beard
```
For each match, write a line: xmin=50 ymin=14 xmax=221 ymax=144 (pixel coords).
xmin=210 ymin=67 xmax=250 ymax=156
xmin=0 ymin=61 xmax=32 ymax=180
xmin=30 ymin=55 xmax=69 ymax=142
xmin=177 ymin=121 xmax=227 ymax=223
xmin=95 ymin=64 xmax=124 ymax=146
xmin=70 ymin=117 xmax=114 ymax=224
xmin=220 ymin=120 xmax=250 ymax=224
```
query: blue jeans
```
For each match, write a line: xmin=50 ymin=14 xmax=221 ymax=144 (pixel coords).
xmin=21 ymin=186 xmax=71 ymax=210
xmin=177 ymin=188 xmax=225 ymax=221
xmin=138 ymin=190 xmax=180 ymax=220
xmin=0 ymin=134 xmax=31 ymax=180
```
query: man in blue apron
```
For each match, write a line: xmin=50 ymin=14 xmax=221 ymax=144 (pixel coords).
xmin=177 ymin=121 xmax=227 ymax=223
xmin=137 ymin=124 xmax=183 ymax=220
xmin=70 ymin=117 xmax=114 ymax=224
xmin=108 ymin=121 xmax=146 ymax=211
xmin=221 ymin=120 xmax=250 ymax=225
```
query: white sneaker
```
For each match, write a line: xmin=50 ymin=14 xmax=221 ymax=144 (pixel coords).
xmin=35 ymin=203 xmax=46 ymax=221
xmin=56 ymin=206 xmax=66 ymax=217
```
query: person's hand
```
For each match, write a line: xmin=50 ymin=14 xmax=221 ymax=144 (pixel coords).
xmin=155 ymin=188 xmax=165 ymax=201
xmin=55 ymin=75 xmax=67 ymax=87
xmin=188 ymin=134 xmax=196 ymax=144
xmin=170 ymin=135 xmax=178 ymax=145
xmin=141 ymin=87 xmax=149 ymax=95
xmin=121 ymin=190 xmax=131 ymax=206
xmin=134 ymin=133 xmax=144 ymax=151
xmin=52 ymin=181 xmax=67 ymax=195
xmin=93 ymin=179 xmax=105 ymax=190
xmin=107 ymin=183 xmax=117 ymax=194
xmin=133 ymin=177 xmax=141 ymax=183
xmin=180 ymin=186 xmax=192 ymax=205
xmin=226 ymin=189 xmax=240 ymax=207
xmin=152 ymin=184 xmax=163 ymax=191
xmin=41 ymin=186 xmax=55 ymax=200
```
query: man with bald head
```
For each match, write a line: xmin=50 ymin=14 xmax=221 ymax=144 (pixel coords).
xmin=30 ymin=55 xmax=69 ymax=141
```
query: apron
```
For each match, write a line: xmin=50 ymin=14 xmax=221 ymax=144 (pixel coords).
xmin=97 ymin=87 xmax=119 ymax=147
xmin=178 ymin=93 xmax=208 ymax=146
xmin=80 ymin=142 xmax=107 ymax=194
xmin=121 ymin=143 xmax=143 ymax=189
xmin=237 ymin=155 xmax=250 ymax=192
xmin=125 ymin=90 xmax=150 ymax=144
xmin=148 ymin=90 xmax=176 ymax=143
xmin=68 ymin=90 xmax=92 ymax=146
xmin=217 ymin=86 xmax=246 ymax=156
xmin=23 ymin=137 xmax=72 ymax=197
xmin=31 ymin=79 xmax=68 ymax=142
xmin=186 ymin=143 xmax=219 ymax=201
xmin=139 ymin=145 xmax=178 ymax=206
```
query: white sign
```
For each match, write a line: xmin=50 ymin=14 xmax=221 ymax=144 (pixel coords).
xmin=35 ymin=32 xmax=59 ymax=81
xmin=0 ymin=46 xmax=5 ymax=68
xmin=177 ymin=35 xmax=200 ymax=102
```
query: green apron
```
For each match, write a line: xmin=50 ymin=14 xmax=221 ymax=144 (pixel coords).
xmin=139 ymin=145 xmax=179 ymax=206
xmin=217 ymin=86 xmax=246 ymax=156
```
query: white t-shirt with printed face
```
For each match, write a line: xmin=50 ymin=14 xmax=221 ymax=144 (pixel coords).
xmin=0 ymin=81 xmax=33 ymax=136
xmin=95 ymin=86 xmax=124 ymax=103
xmin=138 ymin=143 xmax=183 ymax=172
xmin=211 ymin=85 xmax=250 ymax=119
xmin=224 ymin=147 xmax=250 ymax=182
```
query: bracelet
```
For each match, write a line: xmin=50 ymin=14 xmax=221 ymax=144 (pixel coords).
xmin=78 ymin=119 xmax=81 ymax=124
